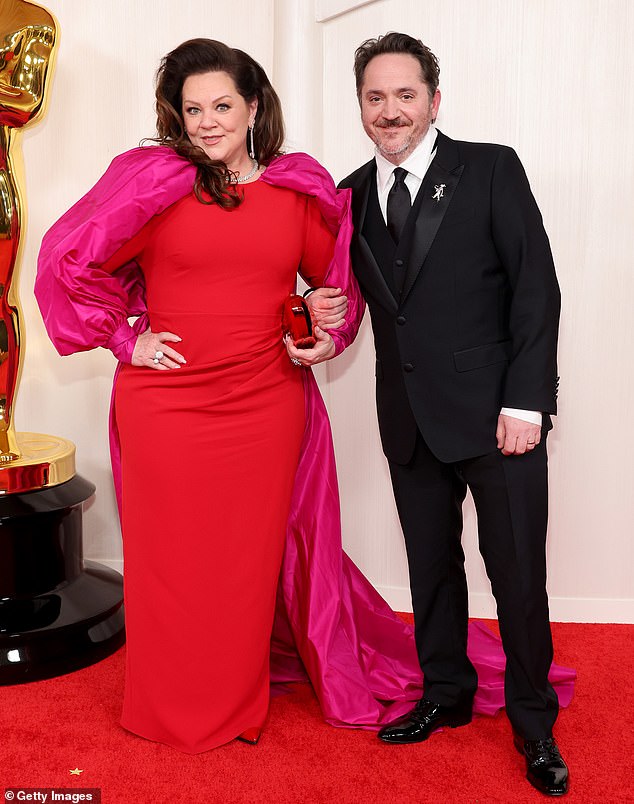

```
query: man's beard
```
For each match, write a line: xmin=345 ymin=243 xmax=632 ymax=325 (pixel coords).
xmin=375 ymin=126 xmax=420 ymax=158
xmin=376 ymin=134 xmax=414 ymax=156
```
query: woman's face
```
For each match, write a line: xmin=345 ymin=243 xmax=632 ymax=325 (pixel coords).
xmin=182 ymin=70 xmax=257 ymax=173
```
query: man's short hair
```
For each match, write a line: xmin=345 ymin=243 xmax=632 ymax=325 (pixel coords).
xmin=354 ymin=32 xmax=440 ymax=101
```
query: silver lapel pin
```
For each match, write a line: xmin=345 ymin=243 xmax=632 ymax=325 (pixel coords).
xmin=432 ymin=184 xmax=446 ymax=203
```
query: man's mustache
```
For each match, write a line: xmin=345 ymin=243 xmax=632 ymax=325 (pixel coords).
xmin=375 ymin=118 xmax=411 ymax=129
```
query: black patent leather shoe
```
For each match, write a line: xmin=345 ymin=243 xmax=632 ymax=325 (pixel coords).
xmin=378 ymin=698 xmax=473 ymax=744
xmin=514 ymin=735 xmax=569 ymax=796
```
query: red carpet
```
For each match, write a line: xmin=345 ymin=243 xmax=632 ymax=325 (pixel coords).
xmin=2 ymin=619 xmax=633 ymax=803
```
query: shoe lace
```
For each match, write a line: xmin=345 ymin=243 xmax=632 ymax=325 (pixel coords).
xmin=410 ymin=699 xmax=440 ymax=724
xmin=527 ymin=738 xmax=561 ymax=765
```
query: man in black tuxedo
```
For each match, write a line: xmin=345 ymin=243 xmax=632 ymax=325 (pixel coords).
xmin=339 ymin=33 xmax=568 ymax=796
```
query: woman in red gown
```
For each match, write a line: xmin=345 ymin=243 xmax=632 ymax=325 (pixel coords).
xmin=100 ymin=40 xmax=347 ymax=753
xmin=107 ymin=177 xmax=338 ymax=753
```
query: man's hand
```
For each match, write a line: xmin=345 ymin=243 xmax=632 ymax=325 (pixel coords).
xmin=285 ymin=326 xmax=335 ymax=367
xmin=305 ymin=287 xmax=347 ymax=330
xmin=496 ymin=413 xmax=541 ymax=456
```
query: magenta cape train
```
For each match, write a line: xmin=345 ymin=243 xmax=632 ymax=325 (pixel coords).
xmin=35 ymin=147 xmax=575 ymax=728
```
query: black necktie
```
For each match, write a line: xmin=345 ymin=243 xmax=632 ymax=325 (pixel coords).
xmin=386 ymin=167 xmax=411 ymax=244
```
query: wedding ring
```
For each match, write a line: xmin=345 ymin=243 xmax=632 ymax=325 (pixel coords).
xmin=290 ymin=358 xmax=302 ymax=366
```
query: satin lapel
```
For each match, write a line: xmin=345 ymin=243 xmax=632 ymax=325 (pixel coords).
xmin=400 ymin=139 xmax=464 ymax=304
xmin=352 ymin=163 xmax=398 ymax=314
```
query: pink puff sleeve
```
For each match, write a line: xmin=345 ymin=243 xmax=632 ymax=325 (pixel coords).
xmin=35 ymin=146 xmax=196 ymax=363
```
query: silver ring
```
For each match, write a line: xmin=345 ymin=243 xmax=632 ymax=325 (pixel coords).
xmin=290 ymin=358 xmax=302 ymax=366
xmin=153 ymin=350 xmax=164 ymax=365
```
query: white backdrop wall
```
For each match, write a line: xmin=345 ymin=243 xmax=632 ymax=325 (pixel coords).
xmin=16 ymin=0 xmax=634 ymax=623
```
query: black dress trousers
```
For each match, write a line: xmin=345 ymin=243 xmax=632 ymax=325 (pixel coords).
xmin=389 ymin=429 xmax=558 ymax=740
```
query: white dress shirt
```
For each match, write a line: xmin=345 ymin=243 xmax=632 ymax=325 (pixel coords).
xmin=373 ymin=127 xmax=542 ymax=428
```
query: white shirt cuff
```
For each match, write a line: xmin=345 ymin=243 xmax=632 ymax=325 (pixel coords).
xmin=500 ymin=407 xmax=542 ymax=426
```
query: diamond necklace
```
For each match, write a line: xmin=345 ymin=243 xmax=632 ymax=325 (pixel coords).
xmin=230 ymin=159 xmax=260 ymax=184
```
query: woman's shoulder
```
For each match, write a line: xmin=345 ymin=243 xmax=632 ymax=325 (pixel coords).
xmin=107 ymin=144 xmax=191 ymax=175
xmin=91 ymin=145 xmax=196 ymax=203
xmin=261 ymin=152 xmax=350 ymax=232
xmin=268 ymin=151 xmax=323 ymax=171
xmin=261 ymin=152 xmax=340 ymax=200
xmin=264 ymin=152 xmax=334 ymax=187
xmin=41 ymin=146 xmax=196 ymax=251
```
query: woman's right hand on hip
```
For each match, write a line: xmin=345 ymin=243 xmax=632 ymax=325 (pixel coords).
xmin=131 ymin=328 xmax=187 ymax=370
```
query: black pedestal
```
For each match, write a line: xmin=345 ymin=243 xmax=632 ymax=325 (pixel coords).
xmin=0 ymin=475 xmax=125 ymax=684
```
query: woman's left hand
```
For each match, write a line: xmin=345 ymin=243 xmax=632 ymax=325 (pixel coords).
xmin=285 ymin=325 xmax=335 ymax=367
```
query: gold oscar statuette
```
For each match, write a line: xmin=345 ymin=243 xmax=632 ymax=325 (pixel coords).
xmin=0 ymin=2 xmax=124 ymax=686
xmin=0 ymin=0 xmax=74 ymax=494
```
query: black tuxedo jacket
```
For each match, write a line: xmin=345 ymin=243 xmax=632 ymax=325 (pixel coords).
xmin=339 ymin=131 xmax=560 ymax=465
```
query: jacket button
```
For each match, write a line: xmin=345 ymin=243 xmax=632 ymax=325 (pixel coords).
xmin=395 ymin=259 xmax=404 ymax=266
xmin=396 ymin=316 xmax=406 ymax=325
xmin=403 ymin=363 xmax=414 ymax=373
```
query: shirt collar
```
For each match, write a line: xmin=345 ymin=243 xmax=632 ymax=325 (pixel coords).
xmin=375 ymin=126 xmax=438 ymax=193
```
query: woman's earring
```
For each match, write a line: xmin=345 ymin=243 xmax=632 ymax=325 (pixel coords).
xmin=248 ymin=123 xmax=255 ymax=159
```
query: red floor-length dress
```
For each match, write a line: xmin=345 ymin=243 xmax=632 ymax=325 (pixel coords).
xmin=104 ymin=181 xmax=335 ymax=753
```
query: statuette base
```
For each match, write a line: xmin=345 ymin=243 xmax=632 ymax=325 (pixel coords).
xmin=0 ymin=431 xmax=76 ymax=494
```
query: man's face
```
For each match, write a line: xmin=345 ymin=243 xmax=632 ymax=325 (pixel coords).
xmin=360 ymin=53 xmax=441 ymax=165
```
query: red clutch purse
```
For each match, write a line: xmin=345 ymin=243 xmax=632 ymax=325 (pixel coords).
xmin=282 ymin=294 xmax=316 ymax=349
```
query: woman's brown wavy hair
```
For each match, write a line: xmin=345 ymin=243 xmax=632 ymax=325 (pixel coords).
xmin=154 ymin=38 xmax=285 ymax=208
